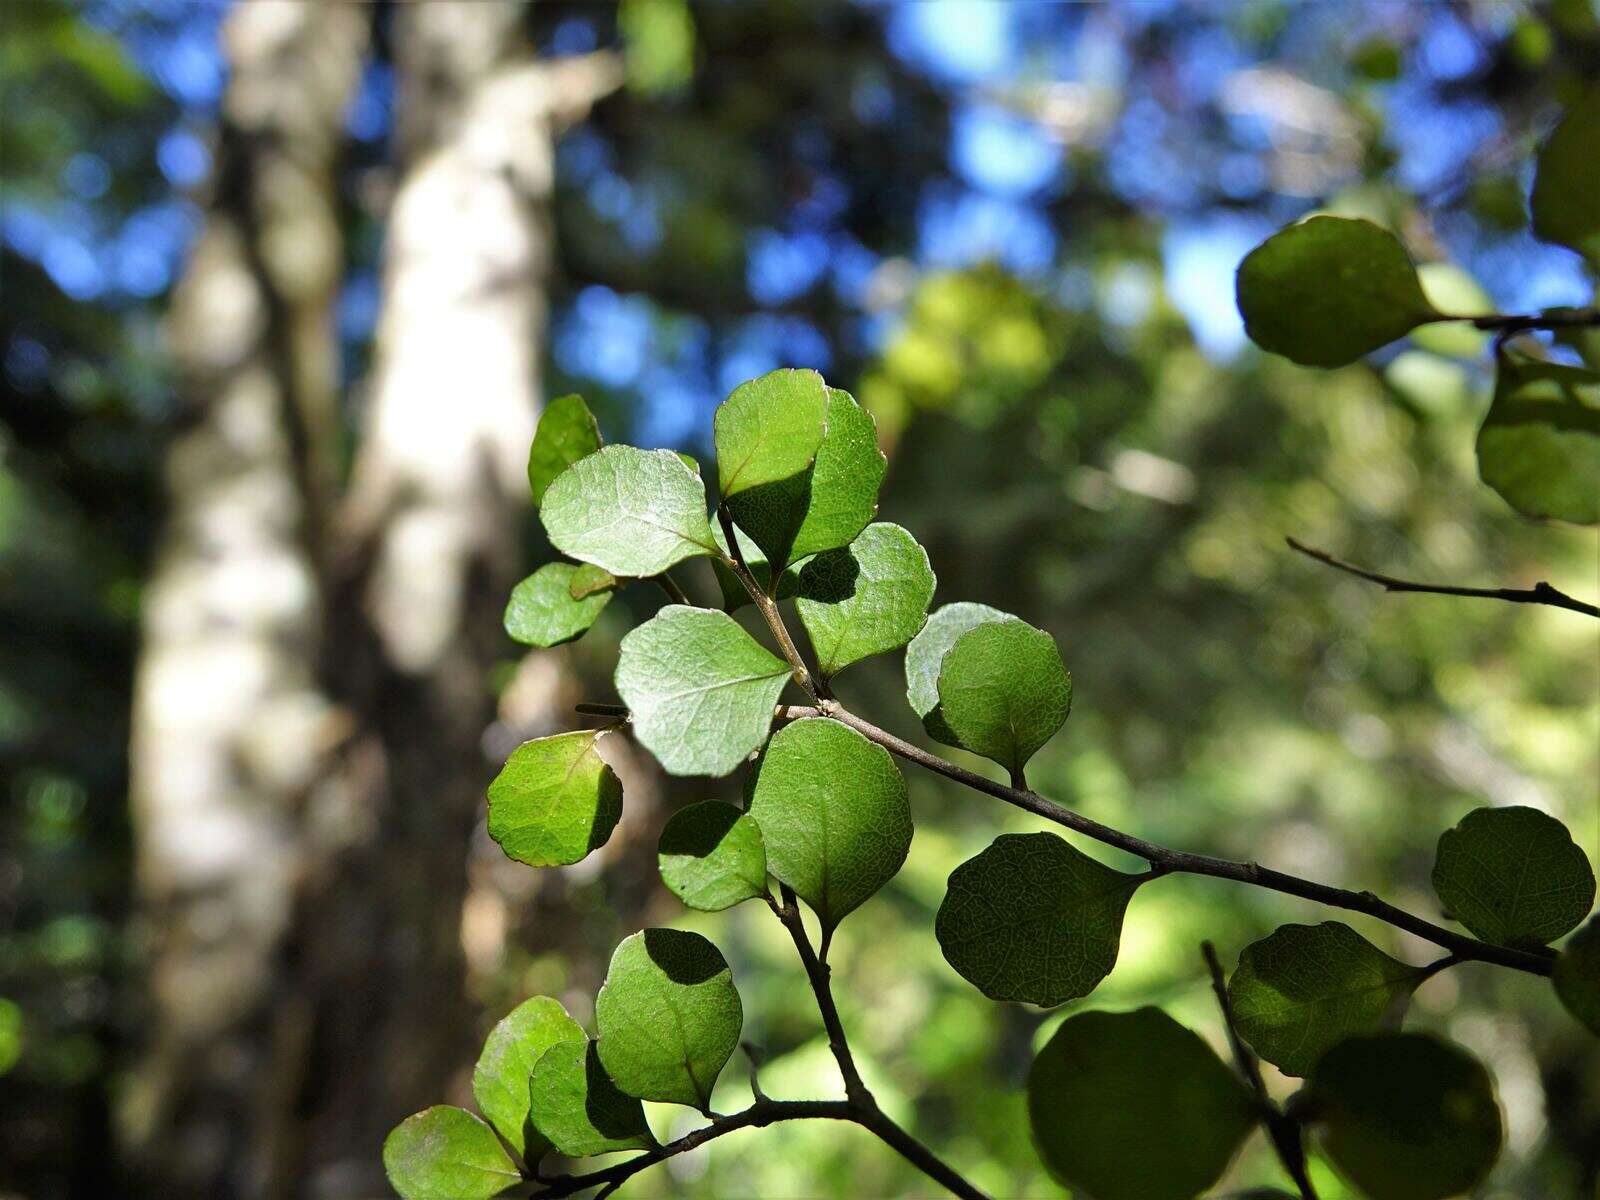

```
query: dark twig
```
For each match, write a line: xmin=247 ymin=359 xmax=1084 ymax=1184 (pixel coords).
xmin=1202 ymin=943 xmax=1318 ymax=1200
xmin=1287 ymin=538 xmax=1598 ymax=619
xmin=1462 ymin=306 xmax=1600 ymax=334
xmin=655 ymin=571 xmax=691 ymax=606
xmin=715 ymin=505 xmax=821 ymax=699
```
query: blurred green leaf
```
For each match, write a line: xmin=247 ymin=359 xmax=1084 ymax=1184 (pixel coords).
xmin=1432 ymin=805 xmax=1595 ymax=947
xmin=619 ymin=0 xmax=695 ymax=95
xmin=1554 ymin=914 xmax=1600 ymax=1036
xmin=1236 ymin=216 xmax=1438 ymax=367
xmin=542 ymin=446 xmax=717 ymax=576
xmin=503 ymin=563 xmax=612 ymax=647
xmin=1476 ymin=355 xmax=1600 ymax=524
xmin=595 ymin=929 xmax=742 ymax=1109
xmin=615 ymin=605 xmax=790 ymax=776
xmin=528 ymin=1039 xmax=655 ymax=1157
xmin=472 ymin=996 xmax=584 ymax=1161
xmin=1028 ymin=1008 xmax=1256 ymax=1200
xmin=936 ymin=619 xmax=1071 ymax=778
xmin=658 ymin=801 xmax=767 ymax=911
xmin=795 ymin=522 xmax=935 ymax=678
xmin=527 ymin=394 xmax=602 ymax=506
xmin=382 ymin=1107 xmax=519 ymax=1200
xmin=937 ymin=832 xmax=1140 ymax=1006
xmin=487 ymin=731 xmax=623 ymax=868
xmin=748 ymin=717 xmax=912 ymax=931
xmin=1530 ymin=87 xmax=1600 ymax=263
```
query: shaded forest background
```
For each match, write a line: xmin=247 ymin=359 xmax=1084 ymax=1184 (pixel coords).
xmin=1 ymin=1 xmax=1596 ymax=1197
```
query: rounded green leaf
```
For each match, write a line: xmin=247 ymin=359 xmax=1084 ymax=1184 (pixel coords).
xmin=936 ymin=619 xmax=1071 ymax=778
xmin=472 ymin=996 xmax=585 ymax=1161
xmin=1476 ymin=355 xmax=1600 ymax=525
xmin=658 ymin=801 xmax=767 ymax=911
xmin=795 ymin=522 xmax=935 ymax=678
xmin=904 ymin=601 xmax=1017 ymax=728
xmin=568 ymin=562 xmax=620 ymax=600
xmin=1308 ymin=1033 xmax=1502 ymax=1200
xmin=382 ymin=1106 xmax=520 ymax=1200
xmin=1028 ymin=1008 xmax=1256 ymax=1200
xmin=1531 ymin=87 xmax=1600 ymax=262
xmin=503 ymin=563 xmax=612 ymax=648
xmin=528 ymin=393 xmax=602 ymax=506
xmin=541 ymin=445 xmax=717 ymax=577
xmin=595 ymin=928 xmax=743 ymax=1110
xmin=789 ymin=387 xmax=887 ymax=561
xmin=1432 ymin=805 xmax=1595 ymax=947
xmin=528 ymin=1039 xmax=654 ymax=1157
xmin=713 ymin=368 xmax=827 ymax=499
xmin=936 ymin=832 xmax=1142 ymax=1006
xmin=1229 ymin=922 xmax=1428 ymax=1077
xmin=487 ymin=730 xmax=623 ymax=868
xmin=1236 ymin=216 xmax=1437 ymax=368
xmin=748 ymin=717 xmax=912 ymax=931
xmin=1554 ymin=914 xmax=1600 ymax=1036
xmin=615 ymin=605 xmax=792 ymax=777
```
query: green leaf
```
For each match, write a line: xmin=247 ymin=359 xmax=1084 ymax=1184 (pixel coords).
xmin=595 ymin=928 xmax=743 ymax=1110
xmin=527 ymin=1039 xmax=655 ymax=1157
xmin=472 ymin=997 xmax=585 ymax=1162
xmin=713 ymin=368 xmax=827 ymax=499
xmin=487 ymin=731 xmax=623 ymax=868
xmin=1307 ymin=1033 xmax=1502 ymax=1200
xmin=1476 ymin=355 xmax=1600 ymax=524
xmin=936 ymin=832 xmax=1142 ymax=1006
xmin=1236 ymin=216 xmax=1438 ymax=368
xmin=1554 ymin=914 xmax=1600 ymax=1036
xmin=541 ymin=445 xmax=717 ymax=577
xmin=382 ymin=1106 xmax=520 ymax=1200
xmin=528 ymin=394 xmax=602 ymax=506
xmin=1432 ymin=805 xmax=1595 ymax=947
xmin=1229 ymin=922 xmax=1429 ymax=1077
xmin=748 ymin=717 xmax=913 ymax=931
xmin=1028 ymin=1008 xmax=1257 ymax=1200
xmin=904 ymin=602 xmax=1018 ymax=742
xmin=935 ymin=619 xmax=1071 ymax=779
xmin=614 ymin=605 xmax=791 ymax=777
xmin=568 ymin=562 xmax=620 ymax=600
xmin=658 ymin=801 xmax=767 ymax=911
xmin=503 ymin=563 xmax=612 ymax=647
xmin=795 ymin=523 xmax=935 ymax=678
xmin=1530 ymin=87 xmax=1600 ymax=262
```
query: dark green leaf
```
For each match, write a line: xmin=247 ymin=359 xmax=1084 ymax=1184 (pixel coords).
xmin=1229 ymin=922 xmax=1428 ymax=1076
xmin=595 ymin=928 xmax=743 ymax=1110
xmin=936 ymin=832 xmax=1142 ymax=1006
xmin=487 ymin=730 xmax=623 ymax=868
xmin=1432 ymin=805 xmax=1595 ymax=947
xmin=1236 ymin=216 xmax=1438 ymax=367
xmin=904 ymin=602 xmax=1017 ymax=742
xmin=472 ymin=996 xmax=585 ymax=1161
xmin=713 ymin=368 xmax=827 ymax=499
xmin=1028 ymin=1008 xmax=1256 ymax=1200
xmin=658 ymin=801 xmax=767 ymax=911
xmin=568 ymin=562 xmax=620 ymax=600
xmin=1554 ymin=914 xmax=1600 ymax=1036
xmin=541 ymin=446 xmax=717 ymax=577
xmin=527 ymin=1039 xmax=655 ymax=1157
xmin=528 ymin=394 xmax=602 ymax=506
xmin=1308 ymin=1033 xmax=1502 ymax=1200
xmin=748 ymin=717 xmax=912 ymax=931
xmin=382 ymin=1106 xmax=520 ymax=1200
xmin=1476 ymin=355 xmax=1600 ymax=524
xmin=936 ymin=619 xmax=1071 ymax=778
xmin=614 ymin=605 xmax=791 ymax=777
xmin=1530 ymin=87 xmax=1600 ymax=262
xmin=503 ymin=563 xmax=612 ymax=647
xmin=795 ymin=522 xmax=935 ymax=678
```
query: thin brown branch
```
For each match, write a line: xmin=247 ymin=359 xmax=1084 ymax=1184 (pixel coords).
xmin=655 ymin=571 xmax=691 ymax=606
xmin=1286 ymin=537 xmax=1598 ymax=618
xmin=715 ymin=505 xmax=822 ymax=699
xmin=1461 ymin=306 xmax=1600 ymax=334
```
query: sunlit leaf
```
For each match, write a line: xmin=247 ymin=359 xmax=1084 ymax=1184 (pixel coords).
xmin=614 ymin=605 xmax=791 ymax=776
xmin=1554 ymin=914 xmax=1600 ymax=1036
xmin=382 ymin=1107 xmax=520 ymax=1200
xmin=503 ymin=563 xmax=612 ymax=647
xmin=935 ymin=619 xmax=1071 ymax=778
xmin=1236 ymin=216 xmax=1438 ymax=367
xmin=1028 ymin=1008 xmax=1256 ymax=1200
xmin=789 ymin=387 xmax=887 ymax=561
xmin=527 ymin=394 xmax=602 ymax=506
xmin=748 ymin=717 xmax=912 ymax=931
xmin=1530 ymin=87 xmax=1600 ymax=263
xmin=1476 ymin=355 xmax=1600 ymax=524
xmin=595 ymin=929 xmax=742 ymax=1110
xmin=528 ymin=1040 xmax=655 ymax=1157
xmin=487 ymin=730 xmax=623 ymax=868
xmin=936 ymin=832 xmax=1142 ymax=1006
xmin=541 ymin=445 xmax=717 ymax=576
xmin=658 ymin=801 xmax=767 ymax=911
xmin=1432 ymin=805 xmax=1595 ymax=947
xmin=904 ymin=601 xmax=1018 ymax=741
xmin=713 ymin=368 xmax=827 ymax=499
xmin=795 ymin=522 xmax=935 ymax=678
xmin=1307 ymin=1033 xmax=1502 ymax=1200
xmin=472 ymin=996 xmax=584 ymax=1161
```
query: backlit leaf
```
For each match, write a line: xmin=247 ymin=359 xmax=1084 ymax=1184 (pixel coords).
xmin=904 ymin=602 xmax=1018 ymax=742
xmin=936 ymin=619 xmax=1071 ymax=778
xmin=936 ymin=832 xmax=1142 ymax=1006
xmin=1432 ymin=805 xmax=1595 ymax=947
xmin=595 ymin=928 xmax=742 ymax=1110
xmin=487 ymin=730 xmax=622 ymax=868
xmin=503 ymin=563 xmax=612 ymax=647
xmin=527 ymin=394 xmax=602 ymax=506
xmin=795 ymin=522 xmax=935 ymax=678
xmin=1476 ymin=355 xmax=1600 ymax=524
xmin=382 ymin=1107 xmax=520 ymax=1200
xmin=1554 ymin=914 xmax=1600 ymax=1036
xmin=528 ymin=1040 xmax=654 ymax=1157
xmin=1028 ymin=1008 xmax=1256 ymax=1200
xmin=472 ymin=996 xmax=584 ymax=1161
xmin=748 ymin=717 xmax=912 ymax=931
xmin=1530 ymin=87 xmax=1600 ymax=262
xmin=658 ymin=801 xmax=767 ymax=911
xmin=614 ymin=605 xmax=791 ymax=777
xmin=541 ymin=445 xmax=717 ymax=577
xmin=713 ymin=368 xmax=827 ymax=499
